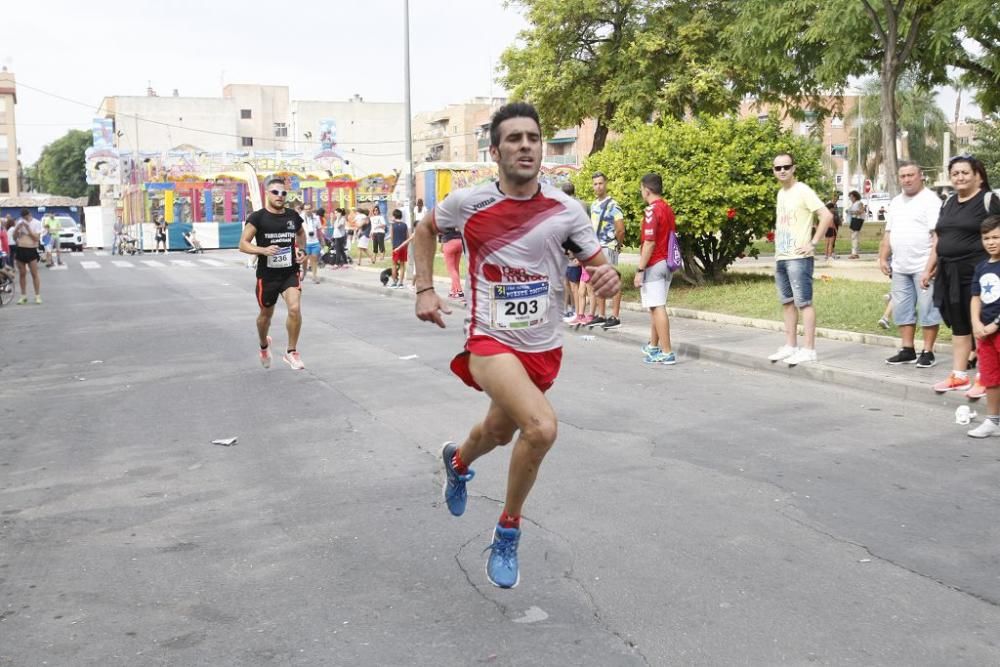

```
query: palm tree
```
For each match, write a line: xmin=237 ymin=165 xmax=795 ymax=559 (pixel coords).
xmin=845 ymin=73 xmax=950 ymax=186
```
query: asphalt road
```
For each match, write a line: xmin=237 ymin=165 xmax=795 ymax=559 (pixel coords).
xmin=2 ymin=252 xmax=999 ymax=666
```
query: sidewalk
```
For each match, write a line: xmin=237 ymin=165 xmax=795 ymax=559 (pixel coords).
xmin=313 ymin=262 xmax=973 ymax=409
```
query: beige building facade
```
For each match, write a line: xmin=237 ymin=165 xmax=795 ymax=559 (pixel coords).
xmin=97 ymin=85 xmax=406 ymax=174
xmin=0 ymin=68 xmax=19 ymax=196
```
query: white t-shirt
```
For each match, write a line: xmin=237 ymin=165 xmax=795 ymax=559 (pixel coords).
xmin=332 ymin=215 xmax=347 ymax=239
xmin=15 ymin=217 xmax=44 ymax=247
xmin=434 ymin=181 xmax=601 ymax=353
xmin=371 ymin=214 xmax=387 ymax=235
xmin=302 ymin=216 xmax=320 ymax=244
xmin=886 ymin=187 xmax=942 ymax=275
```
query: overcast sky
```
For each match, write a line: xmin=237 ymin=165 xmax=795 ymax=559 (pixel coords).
xmin=5 ymin=0 xmax=527 ymax=165
xmin=4 ymin=0 xmax=980 ymax=167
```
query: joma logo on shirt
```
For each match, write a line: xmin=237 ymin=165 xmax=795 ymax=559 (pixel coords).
xmin=472 ymin=198 xmax=497 ymax=211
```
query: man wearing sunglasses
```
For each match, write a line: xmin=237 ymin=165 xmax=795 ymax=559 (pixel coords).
xmin=239 ymin=177 xmax=307 ymax=370
xmin=767 ymin=153 xmax=834 ymax=366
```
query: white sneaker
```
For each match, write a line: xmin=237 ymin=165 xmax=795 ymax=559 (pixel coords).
xmin=768 ymin=345 xmax=797 ymax=362
xmin=786 ymin=348 xmax=817 ymax=366
xmin=967 ymin=420 xmax=1000 ymax=438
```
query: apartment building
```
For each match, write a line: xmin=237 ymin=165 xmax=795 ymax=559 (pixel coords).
xmin=0 ymin=68 xmax=19 ymax=196
xmin=97 ymin=85 xmax=406 ymax=174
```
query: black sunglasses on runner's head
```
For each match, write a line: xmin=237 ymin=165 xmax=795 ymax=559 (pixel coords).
xmin=773 ymin=164 xmax=794 ymax=172
xmin=269 ymin=189 xmax=288 ymax=197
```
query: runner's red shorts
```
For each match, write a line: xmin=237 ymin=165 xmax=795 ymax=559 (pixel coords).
xmin=450 ymin=335 xmax=563 ymax=393
xmin=979 ymin=332 xmax=1000 ymax=387
xmin=392 ymin=246 xmax=408 ymax=264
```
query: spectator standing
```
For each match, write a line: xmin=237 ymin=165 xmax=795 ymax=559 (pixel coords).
xmin=154 ymin=215 xmax=167 ymax=254
xmin=389 ymin=209 xmax=410 ymax=288
xmin=440 ymin=225 xmax=464 ymax=299
xmin=879 ymin=161 xmax=943 ymax=368
xmin=301 ymin=204 xmax=322 ymax=284
xmin=590 ymin=172 xmax=626 ymax=329
xmin=923 ymin=155 xmax=1000 ymax=396
xmin=370 ymin=205 xmax=388 ymax=262
xmin=766 ymin=153 xmax=834 ymax=366
xmin=13 ymin=208 xmax=44 ymax=304
xmin=846 ymin=191 xmax=865 ymax=258
xmin=355 ymin=208 xmax=374 ymax=265
xmin=823 ymin=201 xmax=839 ymax=261
xmin=633 ymin=173 xmax=677 ymax=364
xmin=331 ymin=207 xmax=349 ymax=267
xmin=967 ymin=215 xmax=1000 ymax=437
xmin=112 ymin=218 xmax=124 ymax=255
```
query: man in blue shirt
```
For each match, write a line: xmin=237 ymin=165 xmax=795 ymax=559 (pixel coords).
xmin=389 ymin=209 xmax=411 ymax=288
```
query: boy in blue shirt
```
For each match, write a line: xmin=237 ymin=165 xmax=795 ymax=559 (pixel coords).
xmin=969 ymin=215 xmax=1000 ymax=437
xmin=389 ymin=209 xmax=411 ymax=289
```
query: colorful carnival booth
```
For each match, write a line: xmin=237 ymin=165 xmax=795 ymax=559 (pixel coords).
xmin=106 ymin=150 xmax=399 ymax=250
xmin=415 ymin=162 xmax=579 ymax=209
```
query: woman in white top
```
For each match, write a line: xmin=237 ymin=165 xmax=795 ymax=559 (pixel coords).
xmin=354 ymin=208 xmax=374 ymax=265
xmin=846 ymin=190 xmax=866 ymax=259
xmin=369 ymin=205 xmax=388 ymax=262
xmin=12 ymin=208 xmax=44 ymax=304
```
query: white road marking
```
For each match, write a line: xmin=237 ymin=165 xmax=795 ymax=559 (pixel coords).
xmin=171 ymin=260 xmax=195 ymax=267
xmin=141 ymin=260 xmax=168 ymax=268
xmin=80 ymin=261 xmax=101 ymax=270
xmin=198 ymin=259 xmax=224 ymax=267
xmin=111 ymin=260 xmax=134 ymax=268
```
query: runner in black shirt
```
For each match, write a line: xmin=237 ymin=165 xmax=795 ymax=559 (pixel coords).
xmin=239 ymin=176 xmax=307 ymax=370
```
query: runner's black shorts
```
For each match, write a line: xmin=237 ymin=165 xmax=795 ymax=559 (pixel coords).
xmin=255 ymin=272 xmax=300 ymax=308
xmin=14 ymin=247 xmax=40 ymax=264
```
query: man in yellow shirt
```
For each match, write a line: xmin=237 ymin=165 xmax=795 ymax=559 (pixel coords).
xmin=767 ymin=152 xmax=833 ymax=366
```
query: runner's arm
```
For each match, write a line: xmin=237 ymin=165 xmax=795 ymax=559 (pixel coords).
xmin=239 ymin=223 xmax=275 ymax=256
xmin=581 ymin=250 xmax=620 ymax=299
xmin=413 ymin=209 xmax=451 ymax=327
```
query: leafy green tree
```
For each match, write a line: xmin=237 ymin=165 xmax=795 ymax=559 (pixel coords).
xmin=499 ymin=0 xmax=740 ymax=154
xmin=946 ymin=0 xmax=1000 ymax=113
xmin=845 ymin=74 xmax=950 ymax=184
xmin=970 ymin=116 xmax=1000 ymax=183
xmin=728 ymin=0 xmax=957 ymax=195
xmin=576 ymin=116 xmax=829 ymax=283
xmin=33 ymin=129 xmax=97 ymax=202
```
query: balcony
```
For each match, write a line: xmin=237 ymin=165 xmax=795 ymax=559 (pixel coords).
xmin=543 ymin=154 xmax=578 ymax=165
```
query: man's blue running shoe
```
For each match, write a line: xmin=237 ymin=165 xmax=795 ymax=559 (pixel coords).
xmin=643 ymin=346 xmax=668 ymax=363
xmin=660 ymin=351 xmax=677 ymax=365
xmin=441 ymin=442 xmax=474 ymax=516
xmin=484 ymin=524 xmax=521 ymax=588
xmin=641 ymin=343 xmax=655 ymax=356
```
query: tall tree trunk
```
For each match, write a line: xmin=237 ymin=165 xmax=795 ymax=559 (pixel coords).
xmin=881 ymin=63 xmax=900 ymax=195
xmin=591 ymin=119 xmax=610 ymax=155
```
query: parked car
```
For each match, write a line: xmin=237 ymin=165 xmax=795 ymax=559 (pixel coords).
xmin=54 ymin=216 xmax=85 ymax=251
xmin=863 ymin=193 xmax=892 ymax=221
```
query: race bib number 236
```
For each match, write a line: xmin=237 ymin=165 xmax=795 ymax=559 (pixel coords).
xmin=489 ymin=281 xmax=549 ymax=330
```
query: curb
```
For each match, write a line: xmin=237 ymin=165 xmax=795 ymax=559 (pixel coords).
xmin=320 ymin=267 xmax=968 ymax=409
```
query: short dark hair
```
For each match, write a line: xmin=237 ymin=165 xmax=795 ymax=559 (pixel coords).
xmin=489 ymin=102 xmax=541 ymax=148
xmin=392 ymin=208 xmax=402 ymax=220
xmin=592 ymin=171 xmax=607 ymax=180
xmin=849 ymin=190 xmax=861 ymax=201
xmin=335 ymin=207 xmax=346 ymax=215
xmin=898 ymin=160 xmax=920 ymax=172
xmin=264 ymin=176 xmax=284 ymax=188
xmin=561 ymin=182 xmax=575 ymax=196
xmin=774 ymin=152 xmax=795 ymax=165
xmin=982 ymin=215 xmax=1000 ymax=235
xmin=19 ymin=208 xmax=29 ymax=217
xmin=641 ymin=173 xmax=663 ymax=195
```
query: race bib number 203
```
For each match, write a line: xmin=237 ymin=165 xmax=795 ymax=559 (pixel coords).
xmin=489 ymin=281 xmax=549 ymax=330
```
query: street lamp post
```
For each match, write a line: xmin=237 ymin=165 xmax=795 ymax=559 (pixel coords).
xmin=403 ymin=0 xmax=415 ymax=223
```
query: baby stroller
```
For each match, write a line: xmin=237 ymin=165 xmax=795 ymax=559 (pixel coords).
xmin=183 ymin=231 xmax=204 ymax=254
xmin=118 ymin=235 xmax=140 ymax=255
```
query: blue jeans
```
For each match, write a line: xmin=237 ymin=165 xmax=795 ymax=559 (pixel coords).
xmin=891 ymin=272 xmax=941 ymax=327
xmin=775 ymin=257 xmax=814 ymax=308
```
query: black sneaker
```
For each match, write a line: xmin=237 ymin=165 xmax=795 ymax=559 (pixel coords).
xmin=587 ymin=316 xmax=607 ymax=328
xmin=885 ymin=347 xmax=917 ymax=365
xmin=601 ymin=316 xmax=622 ymax=330
xmin=916 ymin=350 xmax=937 ymax=368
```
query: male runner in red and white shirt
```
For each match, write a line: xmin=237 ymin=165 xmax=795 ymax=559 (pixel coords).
xmin=412 ymin=102 xmax=620 ymax=588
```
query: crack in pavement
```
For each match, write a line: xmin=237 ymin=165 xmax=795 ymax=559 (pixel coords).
xmin=780 ymin=509 xmax=1000 ymax=609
